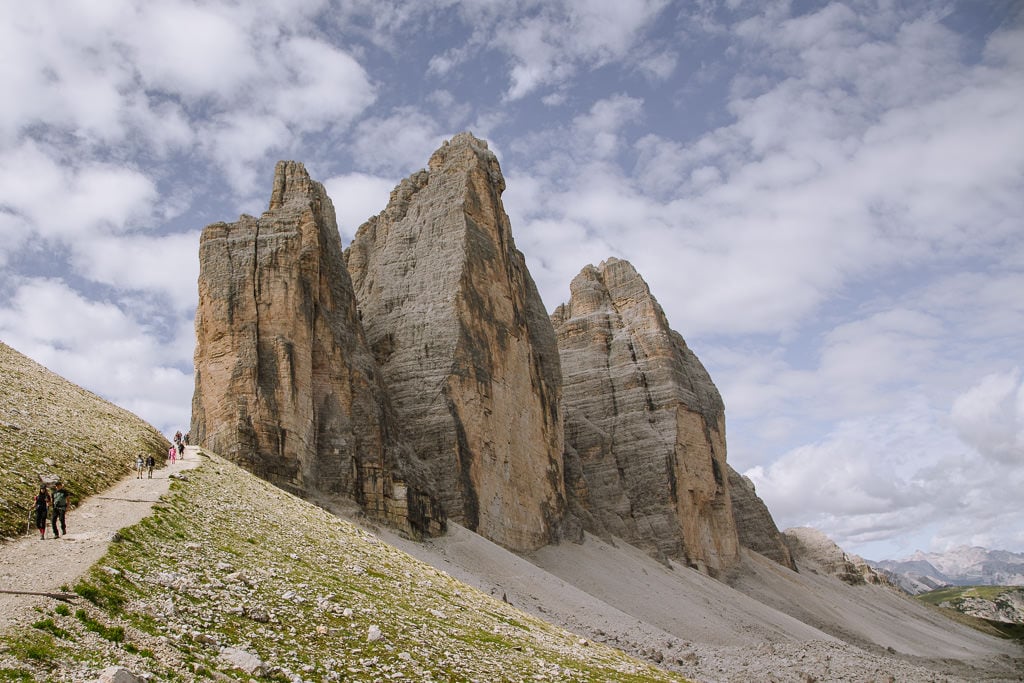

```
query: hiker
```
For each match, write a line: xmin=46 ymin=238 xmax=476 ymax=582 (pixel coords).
xmin=168 ymin=445 xmax=176 ymax=463
xmin=183 ymin=431 xmax=190 ymax=446
xmin=32 ymin=485 xmax=50 ymax=540
xmin=135 ymin=455 xmax=145 ymax=479
xmin=146 ymin=454 xmax=156 ymax=478
xmin=51 ymin=481 xmax=69 ymax=538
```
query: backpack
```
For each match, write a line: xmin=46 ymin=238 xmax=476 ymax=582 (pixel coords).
xmin=53 ymin=489 xmax=68 ymax=509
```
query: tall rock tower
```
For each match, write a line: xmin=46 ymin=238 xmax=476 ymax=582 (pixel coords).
xmin=192 ymin=161 xmax=442 ymax=537
xmin=552 ymin=258 xmax=740 ymax=574
xmin=345 ymin=133 xmax=566 ymax=552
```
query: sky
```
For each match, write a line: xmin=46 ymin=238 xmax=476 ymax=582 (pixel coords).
xmin=0 ymin=0 xmax=1021 ymax=561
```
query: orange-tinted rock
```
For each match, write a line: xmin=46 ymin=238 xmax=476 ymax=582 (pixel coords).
xmin=191 ymin=161 xmax=442 ymax=537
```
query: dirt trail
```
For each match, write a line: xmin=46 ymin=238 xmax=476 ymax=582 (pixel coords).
xmin=0 ymin=447 xmax=201 ymax=631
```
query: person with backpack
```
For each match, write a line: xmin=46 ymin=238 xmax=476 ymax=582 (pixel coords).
xmin=32 ymin=485 xmax=50 ymax=540
xmin=146 ymin=455 xmax=156 ymax=478
xmin=51 ymin=481 xmax=69 ymax=538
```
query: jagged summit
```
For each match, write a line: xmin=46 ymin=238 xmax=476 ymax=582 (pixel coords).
xmin=192 ymin=134 xmax=790 ymax=570
xmin=345 ymin=131 xmax=566 ymax=553
xmin=268 ymin=159 xmax=322 ymax=210
xmin=553 ymin=257 xmax=739 ymax=573
xmin=192 ymin=158 xmax=443 ymax=538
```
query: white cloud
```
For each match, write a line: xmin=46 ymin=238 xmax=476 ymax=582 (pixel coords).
xmin=0 ymin=141 xmax=157 ymax=241
xmin=0 ymin=278 xmax=193 ymax=436
xmin=71 ymin=231 xmax=201 ymax=314
xmin=951 ymin=369 xmax=1024 ymax=465
xmin=747 ymin=394 xmax=1024 ymax=556
xmin=323 ymin=173 xmax=398 ymax=242
xmin=350 ymin=109 xmax=447 ymax=175
xmin=271 ymin=37 xmax=377 ymax=131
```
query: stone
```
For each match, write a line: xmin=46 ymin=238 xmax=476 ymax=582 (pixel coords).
xmin=192 ymin=160 xmax=443 ymax=538
xmin=345 ymin=132 xmax=566 ymax=552
xmin=94 ymin=667 xmax=143 ymax=683
xmin=727 ymin=465 xmax=796 ymax=570
xmin=551 ymin=258 xmax=739 ymax=574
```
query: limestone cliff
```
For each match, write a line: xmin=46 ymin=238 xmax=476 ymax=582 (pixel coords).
xmin=345 ymin=133 xmax=566 ymax=553
xmin=552 ymin=258 xmax=739 ymax=574
xmin=784 ymin=527 xmax=888 ymax=586
xmin=727 ymin=465 xmax=796 ymax=570
xmin=191 ymin=161 xmax=442 ymax=537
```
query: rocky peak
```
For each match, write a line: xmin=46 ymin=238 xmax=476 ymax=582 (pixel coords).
xmin=784 ymin=527 xmax=887 ymax=586
xmin=345 ymin=132 xmax=566 ymax=553
xmin=191 ymin=160 xmax=443 ymax=538
xmin=552 ymin=258 xmax=739 ymax=574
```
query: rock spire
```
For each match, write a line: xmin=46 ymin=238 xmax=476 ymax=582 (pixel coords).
xmin=191 ymin=161 xmax=442 ymax=537
xmin=345 ymin=132 xmax=566 ymax=552
xmin=552 ymin=258 xmax=739 ymax=573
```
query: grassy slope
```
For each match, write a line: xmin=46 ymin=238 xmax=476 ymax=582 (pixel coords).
xmin=0 ymin=342 xmax=170 ymax=539
xmin=0 ymin=452 xmax=686 ymax=682
xmin=914 ymin=586 xmax=1024 ymax=641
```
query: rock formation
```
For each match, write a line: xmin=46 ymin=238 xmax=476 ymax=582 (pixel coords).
xmin=191 ymin=161 xmax=442 ymax=537
xmin=551 ymin=258 xmax=739 ymax=574
xmin=345 ymin=133 xmax=566 ymax=553
xmin=784 ymin=527 xmax=887 ymax=585
xmin=727 ymin=465 xmax=796 ymax=570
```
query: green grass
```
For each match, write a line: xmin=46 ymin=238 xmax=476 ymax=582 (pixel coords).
xmin=0 ymin=453 xmax=689 ymax=682
xmin=915 ymin=584 xmax=1017 ymax=605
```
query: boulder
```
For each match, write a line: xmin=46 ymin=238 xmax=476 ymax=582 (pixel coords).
xmin=552 ymin=258 xmax=739 ymax=574
xmin=346 ymin=132 xmax=566 ymax=552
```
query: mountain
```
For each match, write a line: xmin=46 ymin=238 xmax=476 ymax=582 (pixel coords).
xmin=3 ymin=306 xmax=1023 ymax=678
xmin=192 ymin=160 xmax=444 ymax=539
xmin=345 ymin=133 xmax=566 ymax=553
xmin=871 ymin=547 xmax=1024 ymax=594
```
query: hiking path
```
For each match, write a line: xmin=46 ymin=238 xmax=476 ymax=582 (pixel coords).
xmin=0 ymin=446 xmax=201 ymax=632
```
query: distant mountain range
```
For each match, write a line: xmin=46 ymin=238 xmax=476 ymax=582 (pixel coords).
xmin=869 ymin=547 xmax=1024 ymax=594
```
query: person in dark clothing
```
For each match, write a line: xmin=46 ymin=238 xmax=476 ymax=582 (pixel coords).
xmin=51 ymin=481 xmax=69 ymax=538
xmin=146 ymin=455 xmax=155 ymax=478
xmin=32 ymin=486 xmax=50 ymax=540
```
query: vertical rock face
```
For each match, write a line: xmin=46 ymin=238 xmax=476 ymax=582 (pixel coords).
xmin=345 ymin=132 xmax=565 ymax=553
xmin=192 ymin=161 xmax=443 ymax=537
xmin=552 ymin=258 xmax=739 ymax=574
xmin=727 ymin=465 xmax=796 ymax=570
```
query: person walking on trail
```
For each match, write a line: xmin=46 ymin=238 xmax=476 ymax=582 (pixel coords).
xmin=135 ymin=455 xmax=145 ymax=479
xmin=168 ymin=445 xmax=176 ymax=464
xmin=51 ymin=481 xmax=69 ymax=538
xmin=146 ymin=455 xmax=156 ymax=478
xmin=32 ymin=485 xmax=50 ymax=540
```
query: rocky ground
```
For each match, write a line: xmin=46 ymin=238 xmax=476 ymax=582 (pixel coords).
xmin=0 ymin=449 xmax=683 ymax=682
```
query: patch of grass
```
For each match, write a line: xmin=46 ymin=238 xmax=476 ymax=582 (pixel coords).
xmin=53 ymin=604 xmax=70 ymax=617
xmin=0 ymin=668 xmax=34 ymax=681
xmin=31 ymin=618 xmax=71 ymax=640
xmin=75 ymin=609 xmax=126 ymax=643
xmin=915 ymin=585 xmax=1018 ymax=605
xmin=3 ymin=631 xmax=57 ymax=663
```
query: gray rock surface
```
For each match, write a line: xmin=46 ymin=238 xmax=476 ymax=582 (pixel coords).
xmin=727 ymin=465 xmax=796 ymax=570
xmin=551 ymin=258 xmax=739 ymax=574
xmin=191 ymin=161 xmax=442 ymax=537
xmin=345 ymin=133 xmax=565 ymax=553
xmin=784 ymin=527 xmax=888 ymax=586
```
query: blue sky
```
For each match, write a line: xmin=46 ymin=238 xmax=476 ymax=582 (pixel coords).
xmin=1 ymin=0 xmax=1021 ymax=561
